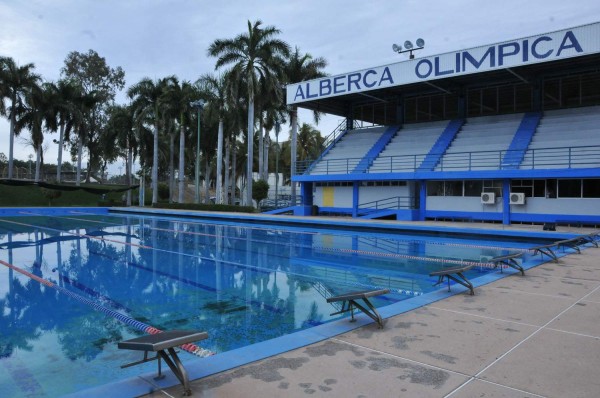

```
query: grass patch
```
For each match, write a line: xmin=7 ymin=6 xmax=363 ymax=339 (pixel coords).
xmin=0 ymin=184 xmax=126 ymax=207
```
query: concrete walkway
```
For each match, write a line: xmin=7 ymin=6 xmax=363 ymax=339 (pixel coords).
xmin=144 ymin=228 xmax=600 ymax=398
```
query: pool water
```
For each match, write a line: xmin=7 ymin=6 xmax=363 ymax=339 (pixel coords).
xmin=0 ymin=211 xmax=546 ymax=396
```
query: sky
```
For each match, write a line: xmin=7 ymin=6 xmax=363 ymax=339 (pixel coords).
xmin=1 ymin=0 xmax=599 ymax=175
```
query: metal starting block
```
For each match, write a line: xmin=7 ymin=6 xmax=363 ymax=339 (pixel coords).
xmin=327 ymin=289 xmax=390 ymax=328
xmin=118 ymin=330 xmax=208 ymax=396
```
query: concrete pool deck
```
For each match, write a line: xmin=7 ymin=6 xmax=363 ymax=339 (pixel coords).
xmin=138 ymin=221 xmax=600 ymax=398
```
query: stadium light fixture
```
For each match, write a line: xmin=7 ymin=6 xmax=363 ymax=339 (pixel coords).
xmin=392 ymin=38 xmax=425 ymax=59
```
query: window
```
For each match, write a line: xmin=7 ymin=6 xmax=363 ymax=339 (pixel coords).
xmin=558 ymin=179 xmax=581 ymax=198
xmin=427 ymin=181 xmax=444 ymax=196
xmin=483 ymin=180 xmax=502 ymax=197
xmin=464 ymin=180 xmax=483 ymax=196
xmin=534 ymin=180 xmax=546 ymax=197
xmin=511 ymin=180 xmax=534 ymax=197
xmin=583 ymin=179 xmax=600 ymax=198
xmin=445 ymin=181 xmax=463 ymax=196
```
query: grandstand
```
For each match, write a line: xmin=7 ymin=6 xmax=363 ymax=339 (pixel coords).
xmin=284 ymin=22 xmax=600 ymax=225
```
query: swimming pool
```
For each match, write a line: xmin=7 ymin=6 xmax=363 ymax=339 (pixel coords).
xmin=0 ymin=209 xmax=559 ymax=396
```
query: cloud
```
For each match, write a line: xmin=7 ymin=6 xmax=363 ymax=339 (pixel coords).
xmin=1 ymin=0 xmax=600 ymax=173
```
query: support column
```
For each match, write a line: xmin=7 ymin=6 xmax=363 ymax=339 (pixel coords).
xmin=419 ymin=180 xmax=427 ymax=221
xmin=396 ymin=96 xmax=404 ymax=125
xmin=352 ymin=181 xmax=360 ymax=218
xmin=295 ymin=182 xmax=314 ymax=216
xmin=502 ymin=179 xmax=511 ymax=225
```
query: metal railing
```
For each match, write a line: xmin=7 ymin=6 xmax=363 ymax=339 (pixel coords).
xmin=298 ymin=145 xmax=600 ymax=175
xmin=259 ymin=195 xmax=303 ymax=211
xmin=358 ymin=196 xmax=416 ymax=215
xmin=322 ymin=119 xmax=361 ymax=149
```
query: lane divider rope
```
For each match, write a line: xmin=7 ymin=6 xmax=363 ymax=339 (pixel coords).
xmin=0 ymin=259 xmax=215 ymax=357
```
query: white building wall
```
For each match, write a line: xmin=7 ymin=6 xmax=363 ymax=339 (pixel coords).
xmin=427 ymin=196 xmax=600 ymax=216
xmin=359 ymin=186 xmax=411 ymax=203
xmin=314 ymin=185 xmax=412 ymax=208
xmin=427 ymin=196 xmax=503 ymax=213
xmin=512 ymin=198 xmax=600 ymax=215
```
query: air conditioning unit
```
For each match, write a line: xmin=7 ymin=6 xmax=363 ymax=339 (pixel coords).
xmin=481 ymin=192 xmax=495 ymax=204
xmin=510 ymin=192 xmax=526 ymax=205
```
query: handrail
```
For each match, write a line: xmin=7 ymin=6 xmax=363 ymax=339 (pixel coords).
xmin=322 ymin=119 xmax=360 ymax=149
xmin=358 ymin=196 xmax=416 ymax=212
xmin=298 ymin=144 xmax=600 ymax=175
xmin=259 ymin=196 xmax=303 ymax=210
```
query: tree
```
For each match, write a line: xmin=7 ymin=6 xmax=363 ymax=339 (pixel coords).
xmin=69 ymin=89 xmax=102 ymax=186
xmin=61 ymin=50 xmax=125 ymax=183
xmin=128 ymin=77 xmax=176 ymax=204
xmin=283 ymin=47 xmax=327 ymax=202
xmin=297 ymin=123 xmax=325 ymax=161
xmin=161 ymin=79 xmax=197 ymax=203
xmin=252 ymin=179 xmax=269 ymax=208
xmin=0 ymin=56 xmax=41 ymax=179
xmin=51 ymin=79 xmax=80 ymax=182
xmin=106 ymin=104 xmax=137 ymax=205
xmin=197 ymin=73 xmax=232 ymax=204
xmin=17 ymin=81 xmax=52 ymax=182
xmin=208 ymin=20 xmax=290 ymax=206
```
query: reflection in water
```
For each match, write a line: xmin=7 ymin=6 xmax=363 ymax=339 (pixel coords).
xmin=0 ymin=213 xmax=525 ymax=396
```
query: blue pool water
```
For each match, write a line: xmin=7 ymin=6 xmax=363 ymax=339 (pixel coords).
xmin=0 ymin=210 xmax=553 ymax=396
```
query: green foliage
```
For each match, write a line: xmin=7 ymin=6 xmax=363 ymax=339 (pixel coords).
xmin=61 ymin=49 xmax=125 ymax=101
xmin=0 ymin=184 xmax=123 ymax=207
xmin=40 ymin=188 xmax=62 ymax=206
xmin=252 ymin=179 xmax=269 ymax=205
xmin=157 ymin=183 xmax=170 ymax=201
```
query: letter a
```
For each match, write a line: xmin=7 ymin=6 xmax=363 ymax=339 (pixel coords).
xmin=294 ymin=85 xmax=305 ymax=101
xmin=557 ymin=31 xmax=583 ymax=56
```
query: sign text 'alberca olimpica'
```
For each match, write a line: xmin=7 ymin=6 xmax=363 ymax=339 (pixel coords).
xmin=287 ymin=22 xmax=600 ymax=105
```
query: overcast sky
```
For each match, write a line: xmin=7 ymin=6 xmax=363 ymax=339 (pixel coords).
xmin=1 ymin=0 xmax=599 ymax=174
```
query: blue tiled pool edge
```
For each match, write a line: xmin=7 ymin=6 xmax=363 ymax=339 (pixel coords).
xmin=2 ymin=206 xmax=582 ymax=397
xmin=72 ymin=244 xmax=583 ymax=398
xmin=110 ymin=207 xmax=578 ymax=241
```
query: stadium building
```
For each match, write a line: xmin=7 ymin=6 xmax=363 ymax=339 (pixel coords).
xmin=283 ymin=22 xmax=600 ymax=226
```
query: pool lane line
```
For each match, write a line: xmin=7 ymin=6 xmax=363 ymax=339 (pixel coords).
xmin=87 ymin=249 xmax=311 ymax=321
xmin=28 ymin=209 xmax=321 ymax=237
xmin=0 ymin=216 xmax=471 ymax=294
xmin=0 ymin=216 xmax=499 ymax=295
xmin=102 ymin=210 xmax=536 ymax=252
xmin=0 ymin=259 xmax=214 ymax=358
xmin=2 ymin=216 xmax=507 ymax=290
xmin=89 ymin=243 xmax=425 ymax=299
xmin=11 ymin=212 xmax=528 ymax=263
xmin=0 ymin=218 xmax=152 ymax=250
xmin=53 ymin=269 xmax=134 ymax=313
xmin=312 ymin=245 xmax=506 ymax=269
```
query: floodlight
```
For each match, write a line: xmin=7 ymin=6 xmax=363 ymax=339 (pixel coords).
xmin=416 ymin=38 xmax=425 ymax=47
xmin=392 ymin=43 xmax=401 ymax=52
xmin=404 ymin=40 xmax=413 ymax=50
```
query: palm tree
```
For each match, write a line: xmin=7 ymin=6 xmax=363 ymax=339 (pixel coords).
xmin=0 ymin=56 xmax=41 ymax=179
xmin=297 ymin=123 xmax=325 ymax=161
xmin=106 ymin=104 xmax=137 ymax=205
xmin=161 ymin=79 xmax=197 ymax=203
xmin=197 ymin=73 xmax=233 ymax=204
xmin=283 ymin=47 xmax=327 ymax=202
xmin=52 ymin=79 xmax=80 ymax=183
xmin=128 ymin=77 xmax=176 ymax=204
xmin=70 ymin=89 xmax=101 ymax=186
xmin=208 ymin=20 xmax=290 ymax=206
xmin=17 ymin=82 xmax=48 ymax=182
